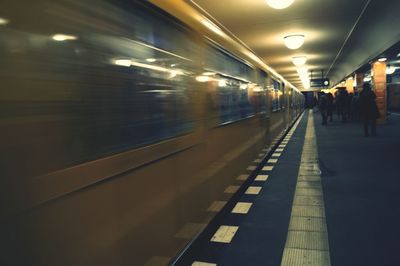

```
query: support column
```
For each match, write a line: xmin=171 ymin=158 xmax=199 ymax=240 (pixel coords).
xmin=372 ymin=61 xmax=387 ymax=123
xmin=355 ymin=73 xmax=364 ymax=94
xmin=346 ymin=77 xmax=354 ymax=94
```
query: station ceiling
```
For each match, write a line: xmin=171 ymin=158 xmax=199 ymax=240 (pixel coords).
xmin=192 ymin=0 xmax=400 ymax=90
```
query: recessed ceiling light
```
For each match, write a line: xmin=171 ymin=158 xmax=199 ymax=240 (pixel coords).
xmin=146 ymin=58 xmax=156 ymax=62
xmin=283 ymin=35 xmax=305 ymax=50
xmin=0 ymin=17 xmax=9 ymax=25
xmin=292 ymin=56 xmax=307 ymax=66
xmin=266 ymin=0 xmax=295 ymax=9
xmin=378 ymin=57 xmax=387 ymax=62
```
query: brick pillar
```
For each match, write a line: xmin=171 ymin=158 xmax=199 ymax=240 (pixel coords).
xmin=355 ymin=73 xmax=364 ymax=94
xmin=346 ymin=77 xmax=354 ymax=94
xmin=372 ymin=61 xmax=387 ymax=123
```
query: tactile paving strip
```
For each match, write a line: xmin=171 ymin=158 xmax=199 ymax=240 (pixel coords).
xmin=281 ymin=110 xmax=331 ymax=266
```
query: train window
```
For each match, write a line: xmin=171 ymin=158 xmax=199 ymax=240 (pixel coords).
xmin=271 ymin=79 xmax=283 ymax=112
xmin=202 ymin=45 xmax=258 ymax=125
xmin=0 ymin=0 xmax=202 ymax=177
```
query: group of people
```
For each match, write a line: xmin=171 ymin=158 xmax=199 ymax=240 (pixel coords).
xmin=317 ymin=83 xmax=380 ymax=137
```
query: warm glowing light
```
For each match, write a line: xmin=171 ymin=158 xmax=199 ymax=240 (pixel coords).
xmin=296 ymin=66 xmax=309 ymax=89
xmin=114 ymin=59 xmax=131 ymax=67
xmin=240 ymin=84 xmax=248 ymax=90
xmin=203 ymin=72 xmax=216 ymax=76
xmin=52 ymin=34 xmax=78 ymax=41
xmin=363 ymin=76 xmax=372 ymax=82
xmin=130 ymin=61 xmax=170 ymax=73
xmin=201 ymin=19 xmax=224 ymax=36
xmin=146 ymin=58 xmax=156 ymax=62
xmin=292 ymin=56 xmax=307 ymax=66
xmin=283 ymin=35 xmax=305 ymax=50
xmin=296 ymin=66 xmax=309 ymax=76
xmin=113 ymin=58 xmax=184 ymax=78
xmin=218 ymin=79 xmax=227 ymax=87
xmin=0 ymin=17 xmax=9 ymax=25
xmin=386 ymin=65 xmax=396 ymax=75
xmin=169 ymin=70 xmax=182 ymax=79
xmin=196 ymin=76 xmax=210 ymax=82
xmin=378 ymin=57 xmax=387 ymax=62
xmin=266 ymin=0 xmax=295 ymax=9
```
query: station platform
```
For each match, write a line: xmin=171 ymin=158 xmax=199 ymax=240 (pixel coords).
xmin=172 ymin=110 xmax=400 ymax=266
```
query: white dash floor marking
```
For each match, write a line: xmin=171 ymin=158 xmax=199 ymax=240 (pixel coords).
xmin=211 ymin=225 xmax=239 ymax=243
xmin=245 ymin=186 xmax=262 ymax=195
xmin=232 ymin=202 xmax=253 ymax=214
xmin=192 ymin=262 xmax=217 ymax=266
xmin=262 ymin=165 xmax=274 ymax=171
xmin=255 ymin=175 xmax=269 ymax=181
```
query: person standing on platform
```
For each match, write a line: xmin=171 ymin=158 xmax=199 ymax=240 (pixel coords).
xmin=359 ymin=83 xmax=380 ymax=137
xmin=327 ymin=92 xmax=334 ymax=122
xmin=337 ymin=89 xmax=349 ymax=122
xmin=318 ymin=92 xmax=328 ymax=125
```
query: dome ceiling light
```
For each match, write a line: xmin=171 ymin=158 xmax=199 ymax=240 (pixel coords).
xmin=0 ymin=17 xmax=9 ymax=25
xmin=386 ymin=65 xmax=396 ymax=75
xmin=283 ymin=34 xmax=305 ymax=50
xmin=292 ymin=56 xmax=307 ymax=66
xmin=266 ymin=0 xmax=295 ymax=9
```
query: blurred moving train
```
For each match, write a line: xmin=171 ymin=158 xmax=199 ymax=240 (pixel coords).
xmin=0 ymin=0 xmax=304 ymax=265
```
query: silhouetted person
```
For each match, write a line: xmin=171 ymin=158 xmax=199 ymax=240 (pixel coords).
xmin=347 ymin=93 xmax=353 ymax=120
xmin=326 ymin=93 xmax=334 ymax=122
xmin=359 ymin=83 xmax=380 ymax=137
xmin=351 ymin=92 xmax=360 ymax=121
xmin=337 ymin=89 xmax=349 ymax=122
xmin=318 ymin=92 xmax=328 ymax=125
